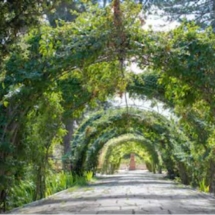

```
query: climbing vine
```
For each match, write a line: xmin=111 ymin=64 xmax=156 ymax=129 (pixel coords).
xmin=98 ymin=134 xmax=158 ymax=174
xmin=70 ymin=108 xmax=191 ymax=183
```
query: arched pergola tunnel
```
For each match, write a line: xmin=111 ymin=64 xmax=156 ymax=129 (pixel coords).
xmin=70 ymin=108 xmax=192 ymax=184
xmin=97 ymin=134 xmax=160 ymax=174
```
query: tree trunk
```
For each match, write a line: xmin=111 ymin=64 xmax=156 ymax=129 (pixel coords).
xmin=0 ymin=104 xmax=27 ymax=212
xmin=63 ymin=119 xmax=75 ymax=170
xmin=178 ymin=162 xmax=190 ymax=185
xmin=34 ymin=162 xmax=46 ymax=201
xmin=208 ymin=156 xmax=215 ymax=193
xmin=0 ymin=189 xmax=6 ymax=212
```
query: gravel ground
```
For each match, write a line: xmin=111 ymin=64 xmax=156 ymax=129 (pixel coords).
xmin=9 ymin=170 xmax=215 ymax=214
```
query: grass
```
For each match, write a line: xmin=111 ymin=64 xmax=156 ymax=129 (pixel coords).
xmin=8 ymin=171 xmax=94 ymax=211
xmin=199 ymin=178 xmax=209 ymax=193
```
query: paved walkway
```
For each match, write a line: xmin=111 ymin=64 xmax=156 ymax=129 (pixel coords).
xmin=10 ymin=170 xmax=215 ymax=214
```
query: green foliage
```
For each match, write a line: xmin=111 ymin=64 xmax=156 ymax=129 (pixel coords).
xmin=98 ymin=134 xmax=157 ymax=174
xmin=46 ymin=171 xmax=74 ymax=197
xmin=70 ymin=108 xmax=191 ymax=179
xmin=0 ymin=0 xmax=60 ymax=61
xmin=7 ymin=170 xmax=93 ymax=210
xmin=199 ymin=178 xmax=209 ymax=193
xmin=8 ymin=180 xmax=35 ymax=210
xmin=150 ymin=22 xmax=215 ymax=113
xmin=140 ymin=22 xmax=215 ymax=188
xmin=1 ymin=1 xmax=142 ymax=210
xmin=22 ymin=91 xmax=67 ymax=200
xmin=127 ymin=71 xmax=173 ymax=108
xmin=84 ymin=171 xmax=94 ymax=182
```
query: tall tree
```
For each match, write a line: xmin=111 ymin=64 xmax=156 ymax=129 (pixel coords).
xmin=142 ymin=0 xmax=215 ymax=29
xmin=0 ymin=0 xmax=60 ymax=61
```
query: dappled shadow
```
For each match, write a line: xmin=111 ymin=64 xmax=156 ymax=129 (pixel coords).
xmin=95 ymin=172 xmax=166 ymax=180
xmin=91 ymin=172 xmax=174 ymax=187
xmin=88 ymin=180 xmax=177 ymax=187
xmin=23 ymin=192 xmax=215 ymax=215
xmin=28 ymin=193 xmax=214 ymax=207
xmin=10 ymin=171 xmax=215 ymax=214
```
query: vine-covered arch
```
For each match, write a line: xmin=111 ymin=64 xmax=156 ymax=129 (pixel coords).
xmin=70 ymin=108 xmax=191 ymax=183
xmin=97 ymin=134 xmax=160 ymax=174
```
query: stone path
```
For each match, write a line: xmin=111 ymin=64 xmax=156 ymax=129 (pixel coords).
xmin=9 ymin=170 xmax=215 ymax=214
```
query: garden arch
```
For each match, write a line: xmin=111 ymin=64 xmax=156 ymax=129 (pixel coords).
xmin=97 ymin=134 xmax=160 ymax=174
xmin=70 ymin=108 xmax=191 ymax=183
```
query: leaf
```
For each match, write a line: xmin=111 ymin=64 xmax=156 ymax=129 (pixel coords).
xmin=3 ymin=101 xmax=9 ymax=107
